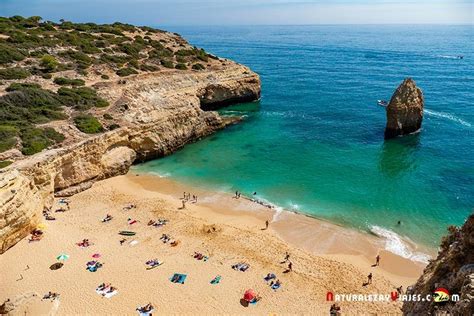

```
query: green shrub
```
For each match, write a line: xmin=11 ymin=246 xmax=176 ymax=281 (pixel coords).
xmin=0 ymin=125 xmax=18 ymax=152
xmin=57 ymin=87 xmax=109 ymax=110
xmin=139 ymin=63 xmax=159 ymax=72
xmin=74 ymin=114 xmax=104 ymax=134
xmin=175 ymin=63 xmax=187 ymax=70
xmin=128 ymin=59 xmax=139 ymax=69
xmin=0 ymin=160 xmax=13 ymax=169
xmin=20 ymin=127 xmax=64 ymax=155
xmin=53 ymin=77 xmax=85 ymax=86
xmin=0 ymin=86 xmax=66 ymax=124
xmin=116 ymin=67 xmax=138 ymax=77
xmin=192 ymin=63 xmax=205 ymax=70
xmin=0 ymin=44 xmax=26 ymax=64
xmin=103 ymin=113 xmax=113 ymax=120
xmin=6 ymin=82 xmax=41 ymax=91
xmin=100 ymin=54 xmax=129 ymax=67
xmin=40 ymin=54 xmax=59 ymax=72
xmin=101 ymin=74 xmax=110 ymax=80
xmin=161 ymin=60 xmax=174 ymax=68
xmin=0 ymin=67 xmax=31 ymax=79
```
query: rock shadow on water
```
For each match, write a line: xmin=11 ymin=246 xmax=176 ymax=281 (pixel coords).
xmin=379 ymin=134 xmax=420 ymax=178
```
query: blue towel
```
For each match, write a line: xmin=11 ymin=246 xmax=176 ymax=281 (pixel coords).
xmin=170 ymin=273 xmax=187 ymax=284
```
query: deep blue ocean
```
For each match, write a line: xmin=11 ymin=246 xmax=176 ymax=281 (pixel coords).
xmin=135 ymin=25 xmax=473 ymax=248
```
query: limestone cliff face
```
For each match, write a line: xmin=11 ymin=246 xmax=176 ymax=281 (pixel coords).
xmin=385 ymin=78 xmax=424 ymax=139
xmin=0 ymin=63 xmax=261 ymax=253
xmin=0 ymin=170 xmax=44 ymax=253
xmin=403 ymin=214 xmax=474 ymax=315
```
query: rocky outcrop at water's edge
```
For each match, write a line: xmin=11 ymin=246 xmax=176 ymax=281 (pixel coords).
xmin=385 ymin=78 xmax=424 ymax=139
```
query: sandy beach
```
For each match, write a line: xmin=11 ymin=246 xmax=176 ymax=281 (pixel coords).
xmin=1 ymin=173 xmax=431 ymax=315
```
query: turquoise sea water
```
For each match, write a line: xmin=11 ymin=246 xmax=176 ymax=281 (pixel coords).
xmin=134 ymin=26 xmax=473 ymax=249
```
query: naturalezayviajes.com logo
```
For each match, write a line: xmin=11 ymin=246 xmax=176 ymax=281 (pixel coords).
xmin=326 ymin=288 xmax=460 ymax=303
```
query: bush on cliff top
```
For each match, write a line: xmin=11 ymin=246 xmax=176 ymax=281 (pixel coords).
xmin=53 ymin=77 xmax=85 ymax=86
xmin=116 ymin=67 xmax=138 ymax=77
xmin=0 ymin=67 xmax=31 ymax=79
xmin=74 ymin=114 xmax=104 ymax=134
xmin=57 ymin=87 xmax=109 ymax=110
xmin=20 ymin=126 xmax=65 ymax=155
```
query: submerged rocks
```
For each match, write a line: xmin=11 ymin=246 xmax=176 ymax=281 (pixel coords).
xmin=384 ymin=78 xmax=424 ymax=139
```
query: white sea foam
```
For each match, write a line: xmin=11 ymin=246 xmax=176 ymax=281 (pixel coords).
xmin=437 ymin=55 xmax=462 ymax=60
xmin=147 ymin=171 xmax=171 ymax=178
xmin=425 ymin=109 xmax=472 ymax=128
xmin=370 ymin=225 xmax=431 ymax=264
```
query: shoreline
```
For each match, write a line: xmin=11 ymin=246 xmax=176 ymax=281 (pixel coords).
xmin=1 ymin=172 xmax=431 ymax=314
xmin=127 ymin=172 xmax=431 ymax=286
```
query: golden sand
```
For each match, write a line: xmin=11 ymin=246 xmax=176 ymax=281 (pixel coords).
xmin=0 ymin=173 xmax=429 ymax=315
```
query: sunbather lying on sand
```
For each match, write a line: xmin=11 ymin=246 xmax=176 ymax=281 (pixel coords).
xmin=123 ymin=203 xmax=136 ymax=211
xmin=232 ymin=262 xmax=250 ymax=272
xmin=193 ymin=252 xmax=209 ymax=261
xmin=264 ymin=273 xmax=276 ymax=282
xmin=29 ymin=229 xmax=43 ymax=242
xmin=102 ymin=214 xmax=113 ymax=222
xmin=137 ymin=303 xmax=154 ymax=314
xmin=148 ymin=219 xmax=168 ymax=227
xmin=160 ymin=234 xmax=171 ymax=243
xmin=42 ymin=292 xmax=60 ymax=301
xmin=77 ymin=239 xmax=92 ymax=247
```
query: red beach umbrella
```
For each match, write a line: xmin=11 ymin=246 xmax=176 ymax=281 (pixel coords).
xmin=243 ymin=289 xmax=256 ymax=302
xmin=92 ymin=253 xmax=101 ymax=258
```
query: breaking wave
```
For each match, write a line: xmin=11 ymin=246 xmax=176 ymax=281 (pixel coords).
xmin=370 ymin=225 xmax=431 ymax=264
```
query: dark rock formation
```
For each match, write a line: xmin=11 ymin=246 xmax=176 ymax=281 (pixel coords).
xmin=403 ymin=214 xmax=474 ymax=315
xmin=385 ymin=78 xmax=424 ymax=139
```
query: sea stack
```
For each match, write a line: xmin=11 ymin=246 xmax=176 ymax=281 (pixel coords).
xmin=384 ymin=78 xmax=424 ymax=139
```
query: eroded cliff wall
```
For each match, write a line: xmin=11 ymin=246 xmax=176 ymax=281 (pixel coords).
xmin=0 ymin=64 xmax=260 ymax=253
xmin=403 ymin=214 xmax=474 ymax=315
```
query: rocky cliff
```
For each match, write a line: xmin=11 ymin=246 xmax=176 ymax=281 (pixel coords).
xmin=0 ymin=55 xmax=260 ymax=254
xmin=0 ymin=170 xmax=44 ymax=253
xmin=403 ymin=214 xmax=474 ymax=315
xmin=385 ymin=78 xmax=424 ymax=139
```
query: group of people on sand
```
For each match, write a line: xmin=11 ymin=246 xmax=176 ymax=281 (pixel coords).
xmin=28 ymin=228 xmax=44 ymax=242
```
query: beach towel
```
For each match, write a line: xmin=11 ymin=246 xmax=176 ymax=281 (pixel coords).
xmin=137 ymin=307 xmax=154 ymax=316
xmin=271 ymin=283 xmax=281 ymax=290
xmin=129 ymin=240 xmax=139 ymax=246
xmin=264 ymin=273 xmax=276 ymax=282
xmin=210 ymin=275 xmax=221 ymax=284
xmin=169 ymin=273 xmax=187 ymax=284
xmin=103 ymin=290 xmax=118 ymax=298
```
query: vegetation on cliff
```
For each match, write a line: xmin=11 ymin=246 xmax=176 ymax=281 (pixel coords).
xmin=0 ymin=15 xmax=214 ymax=157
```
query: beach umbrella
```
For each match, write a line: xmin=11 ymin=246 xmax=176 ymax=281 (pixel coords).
xmin=243 ymin=289 xmax=256 ymax=302
xmin=92 ymin=253 xmax=101 ymax=258
xmin=56 ymin=254 xmax=69 ymax=261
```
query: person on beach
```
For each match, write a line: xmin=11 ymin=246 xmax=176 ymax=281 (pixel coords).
xmin=181 ymin=200 xmax=186 ymax=209
xmin=284 ymin=252 xmax=290 ymax=262
xmin=265 ymin=220 xmax=269 ymax=230
xmin=397 ymin=285 xmax=403 ymax=295
xmin=119 ymin=238 xmax=126 ymax=245
xmin=375 ymin=254 xmax=380 ymax=266
xmin=288 ymin=261 xmax=293 ymax=272
xmin=367 ymin=273 xmax=373 ymax=284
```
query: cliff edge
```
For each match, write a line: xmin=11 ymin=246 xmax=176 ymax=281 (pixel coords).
xmin=403 ymin=214 xmax=474 ymax=315
xmin=0 ymin=17 xmax=260 ymax=253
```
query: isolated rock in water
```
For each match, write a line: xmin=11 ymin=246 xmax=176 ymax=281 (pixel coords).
xmin=384 ymin=78 xmax=424 ymax=139
xmin=402 ymin=214 xmax=474 ymax=315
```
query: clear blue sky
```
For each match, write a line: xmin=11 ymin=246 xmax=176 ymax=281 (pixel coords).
xmin=0 ymin=0 xmax=472 ymax=25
